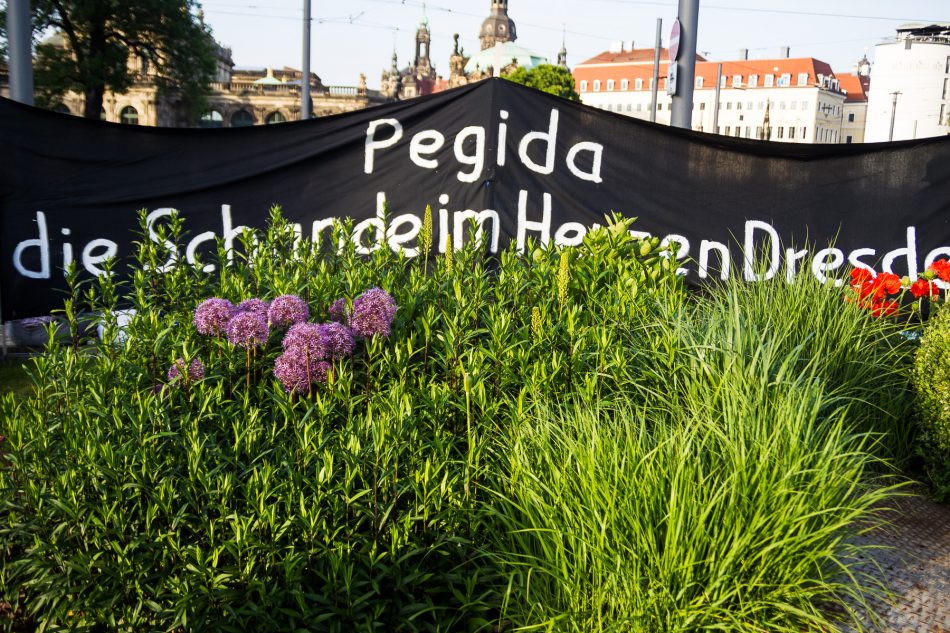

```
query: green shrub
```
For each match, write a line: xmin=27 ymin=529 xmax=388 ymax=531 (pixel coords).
xmin=0 ymin=208 xmax=681 ymax=632
xmin=913 ymin=307 xmax=950 ymax=501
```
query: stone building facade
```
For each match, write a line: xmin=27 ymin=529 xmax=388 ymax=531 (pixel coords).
xmin=1 ymin=35 xmax=382 ymax=126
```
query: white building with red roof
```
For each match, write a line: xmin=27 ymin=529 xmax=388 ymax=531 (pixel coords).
xmin=838 ymin=67 xmax=871 ymax=144
xmin=573 ymin=46 xmax=850 ymax=143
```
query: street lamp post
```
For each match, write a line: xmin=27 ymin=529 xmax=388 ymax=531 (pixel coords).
xmin=7 ymin=0 xmax=34 ymax=106
xmin=712 ymin=63 xmax=721 ymax=134
xmin=650 ymin=18 xmax=661 ymax=123
xmin=888 ymin=91 xmax=901 ymax=142
xmin=670 ymin=0 xmax=700 ymax=129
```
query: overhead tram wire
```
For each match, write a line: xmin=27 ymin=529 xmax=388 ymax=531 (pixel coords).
xmin=584 ymin=0 xmax=946 ymax=24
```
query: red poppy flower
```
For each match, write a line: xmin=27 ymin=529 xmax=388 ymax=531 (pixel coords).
xmin=910 ymin=278 xmax=939 ymax=299
xmin=875 ymin=272 xmax=902 ymax=296
xmin=928 ymin=259 xmax=950 ymax=283
xmin=850 ymin=268 xmax=873 ymax=287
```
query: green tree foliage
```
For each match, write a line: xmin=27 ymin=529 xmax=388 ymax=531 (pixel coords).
xmin=505 ymin=63 xmax=580 ymax=101
xmin=29 ymin=0 xmax=216 ymax=121
xmin=914 ymin=308 xmax=950 ymax=500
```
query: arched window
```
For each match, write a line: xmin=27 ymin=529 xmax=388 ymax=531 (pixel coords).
xmin=231 ymin=110 xmax=254 ymax=127
xmin=265 ymin=111 xmax=287 ymax=125
xmin=199 ymin=110 xmax=224 ymax=128
xmin=120 ymin=106 xmax=139 ymax=125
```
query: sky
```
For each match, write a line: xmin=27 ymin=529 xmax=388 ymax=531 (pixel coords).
xmin=200 ymin=0 xmax=948 ymax=88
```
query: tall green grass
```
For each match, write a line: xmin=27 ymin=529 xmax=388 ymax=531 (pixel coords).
xmin=489 ymin=272 xmax=912 ymax=632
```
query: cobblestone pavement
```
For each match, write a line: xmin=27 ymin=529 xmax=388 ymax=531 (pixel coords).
xmin=849 ymin=494 xmax=950 ymax=632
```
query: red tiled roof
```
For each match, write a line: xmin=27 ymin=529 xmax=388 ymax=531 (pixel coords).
xmin=574 ymin=57 xmax=839 ymax=92
xmin=837 ymin=74 xmax=870 ymax=103
xmin=578 ymin=48 xmax=706 ymax=65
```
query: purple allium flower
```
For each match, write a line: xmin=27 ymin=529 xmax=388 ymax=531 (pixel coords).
xmin=349 ymin=287 xmax=398 ymax=338
xmin=317 ymin=322 xmax=355 ymax=359
xmin=282 ymin=322 xmax=327 ymax=360
xmin=237 ymin=298 xmax=270 ymax=320
xmin=227 ymin=311 xmax=269 ymax=348
xmin=274 ymin=347 xmax=332 ymax=394
xmin=194 ymin=298 xmax=236 ymax=336
xmin=167 ymin=358 xmax=205 ymax=383
xmin=268 ymin=294 xmax=309 ymax=329
xmin=328 ymin=298 xmax=348 ymax=323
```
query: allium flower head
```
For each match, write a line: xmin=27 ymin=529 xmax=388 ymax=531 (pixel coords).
xmin=227 ymin=311 xmax=269 ymax=348
xmin=274 ymin=347 xmax=332 ymax=394
xmin=317 ymin=322 xmax=355 ymax=359
xmin=194 ymin=298 xmax=236 ymax=336
xmin=282 ymin=322 xmax=327 ymax=359
xmin=268 ymin=294 xmax=309 ymax=328
xmin=328 ymin=298 xmax=348 ymax=324
xmin=237 ymin=298 xmax=270 ymax=319
xmin=168 ymin=358 xmax=205 ymax=383
xmin=349 ymin=287 xmax=398 ymax=338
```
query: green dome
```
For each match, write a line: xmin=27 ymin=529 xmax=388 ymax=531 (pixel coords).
xmin=464 ymin=41 xmax=548 ymax=74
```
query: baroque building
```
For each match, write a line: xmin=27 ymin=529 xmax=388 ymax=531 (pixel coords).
xmin=380 ymin=18 xmax=438 ymax=100
xmin=2 ymin=28 xmax=382 ymax=126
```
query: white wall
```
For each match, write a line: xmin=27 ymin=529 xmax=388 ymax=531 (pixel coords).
xmin=866 ymin=40 xmax=950 ymax=141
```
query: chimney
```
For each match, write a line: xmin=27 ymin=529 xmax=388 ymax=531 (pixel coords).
xmin=780 ymin=46 xmax=790 ymax=58
xmin=740 ymin=48 xmax=748 ymax=60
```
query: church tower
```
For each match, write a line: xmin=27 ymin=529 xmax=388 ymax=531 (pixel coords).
xmin=480 ymin=1 xmax=517 ymax=50
xmin=415 ymin=17 xmax=432 ymax=76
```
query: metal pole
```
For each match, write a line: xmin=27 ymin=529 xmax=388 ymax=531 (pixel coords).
xmin=7 ymin=0 xmax=34 ymax=105
xmin=301 ymin=0 xmax=312 ymax=120
xmin=712 ymin=63 xmax=721 ymax=134
xmin=670 ymin=0 xmax=699 ymax=129
xmin=650 ymin=17 xmax=661 ymax=123
xmin=888 ymin=91 xmax=900 ymax=141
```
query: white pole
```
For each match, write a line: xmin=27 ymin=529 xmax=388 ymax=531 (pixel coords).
xmin=650 ymin=18 xmax=661 ymax=123
xmin=301 ymin=0 xmax=312 ymax=120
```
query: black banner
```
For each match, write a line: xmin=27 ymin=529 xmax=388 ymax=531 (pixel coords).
xmin=2 ymin=78 xmax=949 ymax=319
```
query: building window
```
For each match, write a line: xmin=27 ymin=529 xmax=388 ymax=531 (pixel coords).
xmin=732 ymin=74 xmax=742 ymax=87
xmin=607 ymin=79 xmax=615 ymax=91
xmin=846 ymin=135 xmax=853 ymax=144
xmin=758 ymin=101 xmax=764 ymax=110
xmin=658 ymin=103 xmax=663 ymax=111
xmin=635 ymin=78 xmax=643 ymax=90
xmin=266 ymin=111 xmax=287 ymax=125
xmin=778 ymin=73 xmax=791 ymax=87
xmin=198 ymin=110 xmax=224 ymax=128
xmin=593 ymin=80 xmax=601 ymax=91
xmin=747 ymin=102 xmax=753 ymax=110
xmin=231 ymin=110 xmax=254 ymax=127
xmin=748 ymin=74 xmax=758 ymax=88
xmin=616 ymin=103 xmax=622 ymax=111
xmin=580 ymin=80 xmax=588 ymax=91
xmin=797 ymin=72 xmax=809 ymax=86
xmin=627 ymin=103 xmax=632 ymax=112
xmin=737 ymin=102 xmax=743 ymax=110
xmin=788 ymin=127 xmax=796 ymax=139
xmin=779 ymin=101 xmax=785 ymax=110
xmin=847 ymin=112 xmax=855 ymax=122
xmin=802 ymin=127 xmax=807 ymax=139
xmin=946 ymin=55 xmax=950 ymax=73
xmin=745 ymin=126 xmax=751 ymax=137
xmin=720 ymin=75 xmax=727 ymax=88
xmin=607 ymin=104 xmax=613 ymax=111
xmin=726 ymin=102 xmax=732 ymax=110
xmin=699 ymin=102 xmax=705 ymax=110
xmin=735 ymin=127 xmax=741 ymax=137
xmin=724 ymin=126 xmax=731 ymax=135
xmin=777 ymin=127 xmax=784 ymax=139
xmin=764 ymin=74 xmax=774 ymax=87
xmin=636 ymin=103 xmax=642 ymax=111
xmin=940 ymin=104 xmax=947 ymax=125
xmin=790 ymin=101 xmax=797 ymax=110
xmin=943 ymin=78 xmax=948 ymax=100
xmin=756 ymin=126 xmax=763 ymax=138
xmin=120 ymin=106 xmax=139 ymax=125
xmin=696 ymin=76 xmax=704 ymax=88
xmin=621 ymin=78 xmax=629 ymax=90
